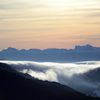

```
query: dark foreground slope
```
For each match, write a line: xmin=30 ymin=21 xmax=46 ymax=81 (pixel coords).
xmin=0 ymin=63 xmax=99 ymax=100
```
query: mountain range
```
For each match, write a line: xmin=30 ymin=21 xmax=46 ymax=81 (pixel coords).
xmin=0 ymin=44 xmax=100 ymax=62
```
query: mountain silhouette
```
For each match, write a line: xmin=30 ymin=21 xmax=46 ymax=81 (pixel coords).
xmin=0 ymin=44 xmax=100 ymax=62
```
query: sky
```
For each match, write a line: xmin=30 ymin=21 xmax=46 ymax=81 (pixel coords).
xmin=0 ymin=0 xmax=100 ymax=49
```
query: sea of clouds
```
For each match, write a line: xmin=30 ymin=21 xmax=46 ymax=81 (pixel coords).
xmin=0 ymin=60 xmax=100 ymax=97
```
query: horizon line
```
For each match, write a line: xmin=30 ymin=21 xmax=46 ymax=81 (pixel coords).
xmin=0 ymin=44 xmax=100 ymax=51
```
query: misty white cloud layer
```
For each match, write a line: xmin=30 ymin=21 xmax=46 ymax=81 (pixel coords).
xmin=0 ymin=60 xmax=100 ymax=97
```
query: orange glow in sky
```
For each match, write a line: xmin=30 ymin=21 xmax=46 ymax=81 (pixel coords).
xmin=0 ymin=0 xmax=100 ymax=49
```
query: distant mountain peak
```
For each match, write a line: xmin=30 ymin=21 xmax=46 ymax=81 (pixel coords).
xmin=2 ymin=47 xmax=18 ymax=52
xmin=85 ymin=44 xmax=93 ymax=47
xmin=6 ymin=47 xmax=18 ymax=50
xmin=75 ymin=44 xmax=94 ymax=51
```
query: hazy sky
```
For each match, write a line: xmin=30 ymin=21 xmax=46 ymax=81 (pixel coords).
xmin=0 ymin=0 xmax=100 ymax=49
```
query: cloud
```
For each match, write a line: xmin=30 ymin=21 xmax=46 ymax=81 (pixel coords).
xmin=0 ymin=0 xmax=100 ymax=49
xmin=64 ymin=33 xmax=100 ymax=41
xmin=91 ymin=12 xmax=100 ymax=17
xmin=0 ymin=61 xmax=100 ymax=97
xmin=81 ymin=7 xmax=100 ymax=18
xmin=73 ymin=8 xmax=100 ymax=12
xmin=83 ymin=22 xmax=100 ymax=25
xmin=0 ymin=0 xmax=47 ymax=10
